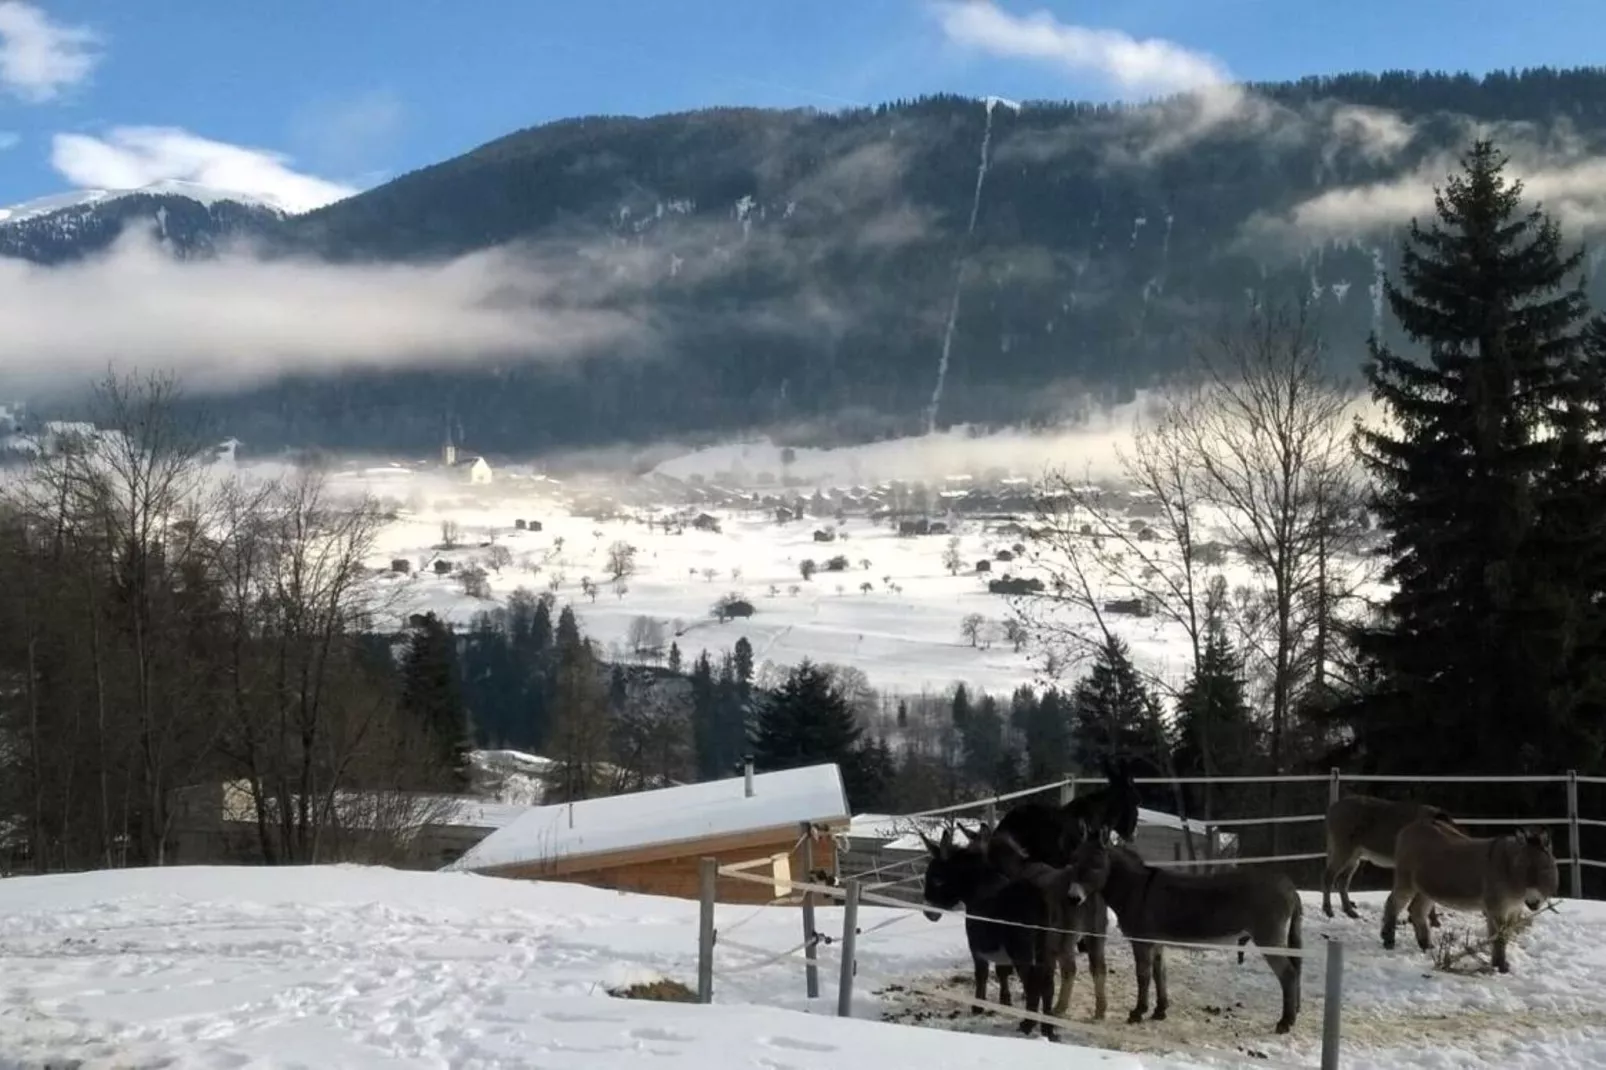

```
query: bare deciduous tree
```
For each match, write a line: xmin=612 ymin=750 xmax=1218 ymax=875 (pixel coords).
xmin=605 ymin=540 xmax=637 ymax=581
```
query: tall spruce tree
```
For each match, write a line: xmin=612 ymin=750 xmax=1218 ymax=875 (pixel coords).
xmin=1173 ymin=625 xmax=1257 ymax=818
xmin=1070 ymin=635 xmax=1160 ymax=775
xmin=1351 ymin=141 xmax=1606 ymax=780
xmin=399 ymin=613 xmax=471 ymax=789
xmin=749 ymin=660 xmax=868 ymax=802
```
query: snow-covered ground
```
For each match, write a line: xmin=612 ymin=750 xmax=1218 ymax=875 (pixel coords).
xmin=331 ymin=431 xmax=1359 ymax=697
xmin=0 ymin=866 xmax=1599 ymax=1069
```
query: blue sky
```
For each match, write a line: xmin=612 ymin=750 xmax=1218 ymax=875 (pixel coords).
xmin=0 ymin=0 xmax=1601 ymax=210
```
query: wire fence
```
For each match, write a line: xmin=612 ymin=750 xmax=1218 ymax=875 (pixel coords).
xmin=844 ymin=770 xmax=1598 ymax=901
xmin=691 ymin=770 xmax=1605 ymax=1070
xmin=702 ymin=856 xmax=1347 ymax=1070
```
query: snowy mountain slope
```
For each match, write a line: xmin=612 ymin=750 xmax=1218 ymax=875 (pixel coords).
xmin=0 ymin=179 xmax=289 ymax=226
xmin=0 ymin=184 xmax=285 ymax=263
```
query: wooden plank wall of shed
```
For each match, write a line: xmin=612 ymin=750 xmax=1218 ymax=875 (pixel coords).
xmin=496 ymin=833 xmax=840 ymax=904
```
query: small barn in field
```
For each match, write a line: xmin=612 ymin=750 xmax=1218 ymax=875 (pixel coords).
xmin=442 ymin=763 xmax=851 ymax=903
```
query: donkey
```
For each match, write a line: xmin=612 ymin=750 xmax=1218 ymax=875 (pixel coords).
xmin=919 ymin=828 xmax=1080 ymax=1039
xmin=1382 ymin=819 xmax=1559 ymax=974
xmin=1324 ymin=793 xmax=1458 ymax=925
xmin=993 ymin=758 xmax=1142 ymax=865
xmin=1063 ymin=836 xmax=1303 ymax=1034
xmin=985 ymin=829 xmax=1109 ymax=1021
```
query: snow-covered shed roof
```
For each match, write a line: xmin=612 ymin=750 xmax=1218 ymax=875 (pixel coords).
xmin=445 ymin=763 xmax=850 ymax=874
xmin=847 ymin=805 xmax=1217 ymax=851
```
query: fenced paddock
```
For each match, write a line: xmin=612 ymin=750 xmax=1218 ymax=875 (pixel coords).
xmin=691 ymin=772 xmax=1606 ymax=1068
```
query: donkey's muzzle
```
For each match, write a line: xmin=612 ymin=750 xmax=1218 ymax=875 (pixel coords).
xmin=922 ymin=908 xmax=943 ymax=923
xmin=1525 ymin=896 xmax=1545 ymax=912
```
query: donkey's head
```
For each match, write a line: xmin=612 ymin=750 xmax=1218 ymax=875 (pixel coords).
xmin=1062 ymin=819 xmax=1113 ymax=907
xmin=1513 ymin=826 xmax=1560 ymax=911
xmin=1100 ymin=758 xmax=1141 ymax=844
xmin=919 ymin=826 xmax=988 ymax=922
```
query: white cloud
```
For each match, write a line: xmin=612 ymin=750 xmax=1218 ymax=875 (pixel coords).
xmin=932 ymin=0 xmax=1229 ymax=97
xmin=50 ymin=126 xmax=357 ymax=213
xmin=1244 ymin=130 xmax=1606 ymax=248
xmin=0 ymin=1 xmax=97 ymax=102
xmin=0 ymin=228 xmax=649 ymax=394
xmin=0 ymin=130 xmax=18 ymax=150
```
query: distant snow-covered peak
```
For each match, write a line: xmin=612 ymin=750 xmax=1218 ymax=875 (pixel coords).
xmin=0 ymin=180 xmax=290 ymax=226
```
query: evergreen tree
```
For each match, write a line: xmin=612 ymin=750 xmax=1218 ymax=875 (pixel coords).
xmin=950 ymin=682 xmax=972 ymax=729
xmin=667 ymin=640 xmax=682 ymax=675
xmin=689 ymin=651 xmax=718 ymax=779
xmin=399 ymin=613 xmax=471 ymax=789
xmin=1017 ymin=686 xmax=1073 ymax=785
xmin=545 ymin=628 xmax=611 ymax=802
xmin=733 ymin=637 xmax=754 ymax=691
xmin=555 ymin=604 xmax=582 ymax=654
xmin=1173 ymin=626 xmax=1257 ymax=817
xmin=1350 ymin=141 xmax=1606 ymax=781
xmin=609 ymin=663 xmax=629 ymax=712
xmin=460 ymin=611 xmax=517 ymax=747
xmin=1070 ymin=635 xmax=1160 ymax=775
xmin=958 ymin=692 xmax=1006 ymax=791
xmin=749 ymin=660 xmax=870 ymax=803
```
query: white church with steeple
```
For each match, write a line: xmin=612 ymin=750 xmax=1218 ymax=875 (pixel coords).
xmin=441 ymin=420 xmax=492 ymax=485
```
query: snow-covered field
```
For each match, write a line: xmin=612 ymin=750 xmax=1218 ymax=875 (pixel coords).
xmin=0 ymin=866 xmax=1600 ymax=1069
xmin=327 ymin=431 xmax=1351 ymax=697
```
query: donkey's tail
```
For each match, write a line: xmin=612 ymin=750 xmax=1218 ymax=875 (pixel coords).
xmin=1286 ymin=895 xmax=1304 ymax=977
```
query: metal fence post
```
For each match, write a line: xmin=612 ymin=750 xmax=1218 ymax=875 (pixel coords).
xmin=1567 ymin=770 xmax=1582 ymax=898
xmin=1060 ymin=777 xmax=1077 ymax=805
xmin=800 ymin=824 xmax=820 ymax=999
xmin=836 ymin=880 xmax=861 ymax=1018
xmin=1328 ymin=767 xmax=1341 ymax=807
xmin=1321 ymin=940 xmax=1344 ymax=1070
xmin=697 ymin=857 xmax=717 ymax=1004
xmin=984 ymin=800 xmax=998 ymax=831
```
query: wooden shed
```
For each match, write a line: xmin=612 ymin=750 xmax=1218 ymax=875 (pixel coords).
xmin=442 ymin=763 xmax=851 ymax=904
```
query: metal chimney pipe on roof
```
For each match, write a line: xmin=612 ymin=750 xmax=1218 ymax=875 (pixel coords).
xmin=744 ymin=755 xmax=755 ymax=797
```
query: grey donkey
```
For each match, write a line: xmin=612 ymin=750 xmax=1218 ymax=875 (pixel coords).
xmin=1063 ymin=836 xmax=1303 ymax=1034
xmin=1324 ymin=793 xmax=1459 ymax=925
xmin=1382 ymin=819 xmax=1559 ymax=973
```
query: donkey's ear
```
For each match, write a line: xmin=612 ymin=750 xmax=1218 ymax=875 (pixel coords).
xmin=939 ymin=825 xmax=954 ymax=850
xmin=918 ymin=831 xmax=941 ymax=855
xmin=1525 ymin=826 xmax=1552 ymax=851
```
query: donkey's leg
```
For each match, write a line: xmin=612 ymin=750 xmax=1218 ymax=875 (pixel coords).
xmin=1150 ymin=947 xmax=1168 ymax=1021
xmin=1486 ymin=910 xmax=1512 ymax=974
xmin=995 ymin=964 xmax=1013 ymax=1007
xmin=1380 ymin=884 xmax=1410 ymax=950
xmin=1339 ymin=856 xmax=1365 ymax=919
xmin=1429 ymin=905 xmax=1442 ymax=928
xmin=1087 ymin=935 xmax=1108 ymax=1020
xmin=972 ymin=958 xmax=991 ymax=1014
xmin=1406 ymin=894 xmax=1433 ymax=953
xmin=1323 ymin=846 xmax=1360 ymax=918
xmin=1037 ymin=964 xmax=1060 ymax=1042
xmin=1128 ymin=942 xmax=1154 ymax=1025
xmin=1017 ymin=964 xmax=1042 ymax=1036
xmin=1052 ymin=947 xmax=1075 ymax=1016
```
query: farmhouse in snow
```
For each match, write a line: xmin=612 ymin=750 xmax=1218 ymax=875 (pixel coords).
xmin=444 ymin=763 xmax=851 ymax=903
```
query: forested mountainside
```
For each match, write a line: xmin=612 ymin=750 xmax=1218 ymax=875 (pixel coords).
xmin=14 ymin=67 xmax=1606 ymax=455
